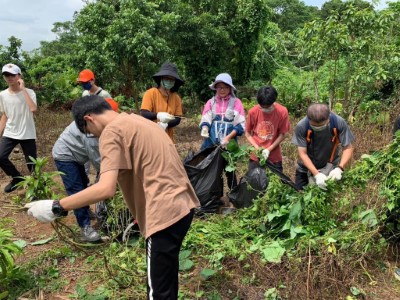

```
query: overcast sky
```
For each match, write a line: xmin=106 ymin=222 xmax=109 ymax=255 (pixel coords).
xmin=0 ymin=0 xmax=391 ymax=52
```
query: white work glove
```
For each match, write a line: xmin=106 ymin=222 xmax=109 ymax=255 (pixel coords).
xmin=314 ymin=173 xmax=328 ymax=190
xmin=327 ymin=167 xmax=343 ymax=181
xmin=220 ymin=138 xmax=229 ymax=148
xmin=200 ymin=126 xmax=209 ymax=138
xmin=262 ymin=149 xmax=270 ymax=160
xmin=224 ymin=108 xmax=234 ymax=120
xmin=158 ymin=122 xmax=168 ymax=131
xmin=157 ymin=112 xmax=175 ymax=123
xmin=24 ymin=200 xmax=56 ymax=223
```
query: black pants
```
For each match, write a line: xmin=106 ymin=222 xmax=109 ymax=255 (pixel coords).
xmin=295 ymin=169 xmax=309 ymax=191
xmin=146 ymin=210 xmax=194 ymax=300
xmin=0 ymin=137 xmax=37 ymax=178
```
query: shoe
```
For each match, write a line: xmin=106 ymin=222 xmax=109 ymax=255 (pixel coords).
xmin=80 ymin=225 xmax=101 ymax=242
xmin=4 ymin=177 xmax=23 ymax=193
xmin=394 ymin=268 xmax=400 ymax=281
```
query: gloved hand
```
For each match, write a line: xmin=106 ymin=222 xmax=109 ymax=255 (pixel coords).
xmin=200 ymin=126 xmax=209 ymax=138
xmin=158 ymin=122 xmax=168 ymax=131
xmin=157 ymin=112 xmax=175 ymax=123
xmin=327 ymin=167 xmax=343 ymax=181
xmin=224 ymin=108 xmax=234 ymax=120
xmin=262 ymin=149 xmax=270 ymax=160
xmin=314 ymin=173 xmax=328 ymax=190
xmin=25 ymin=200 xmax=56 ymax=223
xmin=220 ymin=138 xmax=229 ymax=148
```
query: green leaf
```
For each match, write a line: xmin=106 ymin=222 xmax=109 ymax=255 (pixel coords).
xmin=350 ymin=286 xmax=365 ymax=296
xmin=179 ymin=259 xmax=194 ymax=271
xmin=31 ymin=237 xmax=54 ymax=245
xmin=13 ymin=239 xmax=27 ymax=248
xmin=261 ymin=241 xmax=285 ymax=263
xmin=200 ymin=268 xmax=217 ymax=280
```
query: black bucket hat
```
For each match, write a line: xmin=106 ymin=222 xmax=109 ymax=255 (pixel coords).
xmin=152 ymin=62 xmax=184 ymax=92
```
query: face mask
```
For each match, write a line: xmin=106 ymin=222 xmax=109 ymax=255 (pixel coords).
xmin=161 ymin=79 xmax=175 ymax=90
xmin=82 ymin=82 xmax=92 ymax=91
xmin=261 ymin=105 xmax=275 ymax=113
xmin=310 ymin=123 xmax=328 ymax=132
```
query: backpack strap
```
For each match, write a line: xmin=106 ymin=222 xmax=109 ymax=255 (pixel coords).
xmin=328 ymin=114 xmax=340 ymax=163
xmin=306 ymin=113 xmax=340 ymax=163
xmin=95 ymin=88 xmax=103 ymax=96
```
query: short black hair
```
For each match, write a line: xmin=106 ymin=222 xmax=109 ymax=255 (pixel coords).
xmin=307 ymin=103 xmax=330 ymax=123
xmin=256 ymin=86 xmax=278 ymax=106
xmin=72 ymin=95 xmax=112 ymax=133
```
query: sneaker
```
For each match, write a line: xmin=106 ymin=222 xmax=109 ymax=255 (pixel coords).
xmin=394 ymin=268 xmax=400 ymax=281
xmin=80 ymin=225 xmax=101 ymax=242
xmin=4 ymin=177 xmax=23 ymax=193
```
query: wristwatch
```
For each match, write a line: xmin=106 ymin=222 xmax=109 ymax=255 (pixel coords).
xmin=52 ymin=200 xmax=68 ymax=217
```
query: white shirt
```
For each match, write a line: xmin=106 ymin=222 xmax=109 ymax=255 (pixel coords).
xmin=82 ymin=88 xmax=111 ymax=99
xmin=0 ymin=88 xmax=37 ymax=139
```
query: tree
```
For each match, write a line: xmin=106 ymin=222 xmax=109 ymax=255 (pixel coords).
xmin=297 ymin=1 xmax=399 ymax=112
xmin=266 ymin=0 xmax=319 ymax=32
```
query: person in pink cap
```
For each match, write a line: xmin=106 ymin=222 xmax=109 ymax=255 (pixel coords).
xmin=0 ymin=63 xmax=37 ymax=193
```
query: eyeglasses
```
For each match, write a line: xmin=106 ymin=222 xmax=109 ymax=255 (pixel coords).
xmin=2 ymin=73 xmax=17 ymax=77
xmin=215 ymin=86 xmax=229 ymax=91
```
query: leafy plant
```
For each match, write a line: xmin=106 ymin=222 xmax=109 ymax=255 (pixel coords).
xmin=16 ymin=156 xmax=64 ymax=202
xmin=0 ymin=227 xmax=23 ymax=298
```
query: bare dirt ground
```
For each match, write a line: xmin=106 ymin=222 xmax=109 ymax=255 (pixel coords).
xmin=1 ymin=106 xmax=400 ymax=299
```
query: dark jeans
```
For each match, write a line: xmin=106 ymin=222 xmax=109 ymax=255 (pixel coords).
xmin=146 ymin=210 xmax=194 ymax=299
xmin=54 ymin=160 xmax=91 ymax=228
xmin=0 ymin=137 xmax=37 ymax=178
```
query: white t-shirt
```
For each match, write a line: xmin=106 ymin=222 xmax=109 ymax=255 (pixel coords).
xmin=82 ymin=88 xmax=111 ymax=99
xmin=0 ymin=88 xmax=37 ymax=139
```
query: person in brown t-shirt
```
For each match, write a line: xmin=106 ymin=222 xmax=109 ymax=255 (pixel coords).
xmin=140 ymin=62 xmax=184 ymax=142
xmin=26 ymin=95 xmax=200 ymax=299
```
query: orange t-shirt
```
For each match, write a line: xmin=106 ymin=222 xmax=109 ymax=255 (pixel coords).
xmin=141 ymin=87 xmax=183 ymax=142
xmin=99 ymin=113 xmax=199 ymax=239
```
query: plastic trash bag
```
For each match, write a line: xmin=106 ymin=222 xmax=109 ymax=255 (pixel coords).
xmin=229 ymin=167 xmax=269 ymax=209
xmin=184 ymin=146 xmax=225 ymax=213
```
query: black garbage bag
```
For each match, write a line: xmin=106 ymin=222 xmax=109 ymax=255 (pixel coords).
xmin=229 ymin=167 xmax=269 ymax=209
xmin=184 ymin=146 xmax=225 ymax=213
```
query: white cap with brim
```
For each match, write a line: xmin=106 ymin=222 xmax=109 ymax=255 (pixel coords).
xmin=2 ymin=63 xmax=21 ymax=75
xmin=209 ymin=73 xmax=236 ymax=91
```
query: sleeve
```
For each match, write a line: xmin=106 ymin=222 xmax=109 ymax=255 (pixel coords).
xmin=291 ymin=118 xmax=308 ymax=148
xmin=337 ymin=117 xmax=355 ymax=147
xmin=99 ymin=128 xmax=132 ymax=173
xmin=86 ymin=138 xmax=101 ymax=172
xmin=232 ymin=99 xmax=246 ymax=136
xmin=141 ymin=89 xmax=154 ymax=112
xmin=27 ymin=89 xmax=37 ymax=104
xmin=101 ymin=90 xmax=112 ymax=99
xmin=199 ymin=99 xmax=212 ymax=128
xmin=0 ymin=93 xmax=3 ymax=113
xmin=140 ymin=110 xmax=157 ymax=120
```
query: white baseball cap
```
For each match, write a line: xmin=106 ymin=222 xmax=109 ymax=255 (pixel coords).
xmin=209 ymin=73 xmax=236 ymax=91
xmin=2 ymin=63 xmax=21 ymax=75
